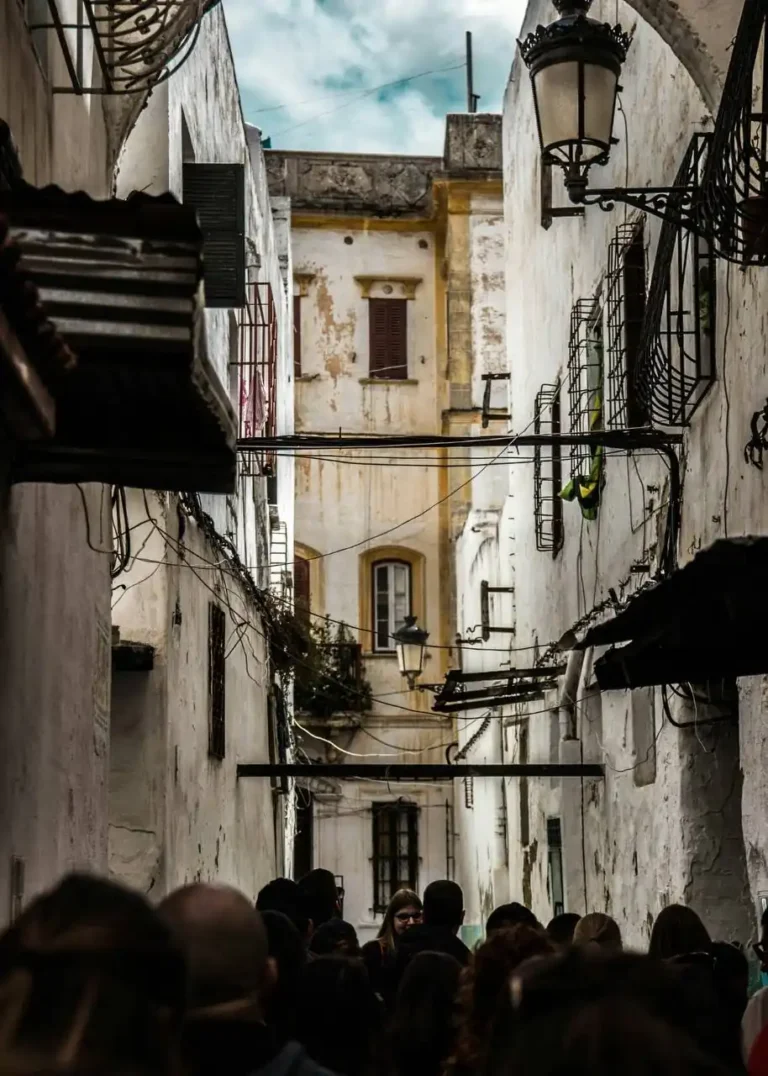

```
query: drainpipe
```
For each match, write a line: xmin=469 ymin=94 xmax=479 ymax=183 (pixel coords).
xmin=558 ymin=648 xmax=585 ymax=741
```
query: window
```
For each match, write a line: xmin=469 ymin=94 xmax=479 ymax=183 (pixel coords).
xmin=606 ymin=223 xmax=647 ymax=429
xmin=372 ymin=802 xmax=418 ymax=914
xmin=567 ymin=297 xmax=604 ymax=477
xmin=372 ymin=560 xmax=411 ymax=651
xmin=208 ymin=603 xmax=226 ymax=759
xmin=182 ymin=163 xmax=245 ymax=308
xmin=369 ymin=298 xmax=407 ymax=380
xmin=295 ymin=555 xmax=311 ymax=630
xmin=294 ymin=294 xmax=302 ymax=377
xmin=547 ymin=818 xmax=565 ymax=917
xmin=533 ymin=382 xmax=564 ymax=555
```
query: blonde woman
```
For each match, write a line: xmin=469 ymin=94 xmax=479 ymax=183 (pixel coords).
xmin=362 ymin=889 xmax=422 ymax=1008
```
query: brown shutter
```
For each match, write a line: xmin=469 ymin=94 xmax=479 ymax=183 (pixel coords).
xmin=295 ymin=556 xmax=310 ymax=625
xmin=293 ymin=294 xmax=302 ymax=377
xmin=369 ymin=298 xmax=407 ymax=379
xmin=182 ymin=163 xmax=245 ymax=308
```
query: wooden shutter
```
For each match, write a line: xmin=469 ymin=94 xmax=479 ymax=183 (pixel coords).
xmin=295 ymin=556 xmax=310 ymax=627
xmin=369 ymin=298 xmax=407 ymax=379
xmin=183 ymin=163 xmax=245 ymax=308
xmin=293 ymin=294 xmax=302 ymax=377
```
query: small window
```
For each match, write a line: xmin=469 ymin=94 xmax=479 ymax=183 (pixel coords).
xmin=372 ymin=560 xmax=411 ymax=651
xmin=372 ymin=802 xmax=419 ymax=914
xmin=182 ymin=163 xmax=245 ymax=308
xmin=369 ymin=298 xmax=407 ymax=380
xmin=294 ymin=294 xmax=302 ymax=377
xmin=547 ymin=818 xmax=565 ymax=917
xmin=208 ymin=603 xmax=226 ymax=760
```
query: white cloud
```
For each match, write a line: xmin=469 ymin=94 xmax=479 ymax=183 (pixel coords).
xmin=222 ymin=0 xmax=526 ymax=155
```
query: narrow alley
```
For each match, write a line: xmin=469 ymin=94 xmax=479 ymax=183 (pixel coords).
xmin=1 ymin=0 xmax=768 ymax=1072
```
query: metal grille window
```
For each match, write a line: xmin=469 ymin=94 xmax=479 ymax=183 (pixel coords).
xmin=208 ymin=603 xmax=226 ymax=760
xmin=182 ymin=163 xmax=245 ymax=308
xmin=372 ymin=802 xmax=419 ymax=914
xmin=606 ymin=222 xmax=647 ymax=429
xmin=372 ymin=560 xmax=411 ymax=651
xmin=369 ymin=298 xmax=408 ymax=380
xmin=637 ymin=135 xmax=716 ymax=426
xmin=235 ymin=278 xmax=278 ymax=477
xmin=547 ymin=818 xmax=565 ymax=917
xmin=567 ymin=298 xmax=604 ymax=478
xmin=534 ymin=383 xmax=564 ymax=555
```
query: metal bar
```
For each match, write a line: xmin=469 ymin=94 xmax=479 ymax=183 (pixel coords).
xmin=436 ymin=682 xmax=558 ymax=704
xmin=81 ymin=0 xmax=113 ymax=92
xmin=46 ymin=0 xmax=83 ymax=93
xmin=433 ymin=691 xmax=548 ymax=713
xmin=445 ymin=666 xmax=566 ymax=684
xmin=237 ymin=763 xmax=604 ymax=779
xmin=240 ymin=431 xmax=684 ymax=451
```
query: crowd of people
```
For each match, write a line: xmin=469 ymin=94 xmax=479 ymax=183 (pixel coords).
xmin=2 ymin=867 xmax=768 ymax=1076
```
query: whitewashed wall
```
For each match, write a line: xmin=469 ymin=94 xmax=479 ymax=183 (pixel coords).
xmin=110 ymin=5 xmax=293 ymax=898
xmin=481 ymin=0 xmax=768 ymax=950
xmin=0 ymin=0 xmax=114 ymax=920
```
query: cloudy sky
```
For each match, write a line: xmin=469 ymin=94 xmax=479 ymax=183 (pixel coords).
xmin=222 ymin=0 xmax=526 ymax=156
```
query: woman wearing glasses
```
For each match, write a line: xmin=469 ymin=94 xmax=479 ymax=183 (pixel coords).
xmin=362 ymin=889 xmax=423 ymax=1010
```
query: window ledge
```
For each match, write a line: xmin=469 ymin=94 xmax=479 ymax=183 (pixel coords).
xmin=359 ymin=378 xmax=419 ymax=386
xmin=363 ymin=651 xmax=397 ymax=660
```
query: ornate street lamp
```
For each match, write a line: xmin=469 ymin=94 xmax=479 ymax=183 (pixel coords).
xmin=519 ymin=0 xmax=632 ymax=200
xmin=393 ymin=616 xmax=429 ymax=690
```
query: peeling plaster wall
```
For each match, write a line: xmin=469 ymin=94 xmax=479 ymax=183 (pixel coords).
xmin=0 ymin=0 xmax=113 ymax=919
xmin=487 ymin=0 xmax=763 ymax=947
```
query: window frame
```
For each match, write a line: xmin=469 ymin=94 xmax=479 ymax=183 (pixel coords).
xmin=372 ymin=801 xmax=419 ymax=915
xmin=368 ymin=297 xmax=408 ymax=381
xmin=371 ymin=558 xmax=412 ymax=652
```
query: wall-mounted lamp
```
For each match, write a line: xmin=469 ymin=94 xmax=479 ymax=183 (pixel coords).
xmin=393 ymin=615 xmax=429 ymax=690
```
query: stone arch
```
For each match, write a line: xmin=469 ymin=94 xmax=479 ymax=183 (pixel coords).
xmin=620 ymin=0 xmax=739 ymax=114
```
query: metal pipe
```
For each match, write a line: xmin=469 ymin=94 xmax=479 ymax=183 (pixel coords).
xmin=237 ymin=763 xmax=604 ymax=779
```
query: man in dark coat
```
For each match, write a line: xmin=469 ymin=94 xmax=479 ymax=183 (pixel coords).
xmin=395 ymin=880 xmax=471 ymax=980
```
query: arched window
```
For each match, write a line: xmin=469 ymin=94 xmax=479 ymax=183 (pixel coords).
xmin=372 ymin=560 xmax=411 ymax=652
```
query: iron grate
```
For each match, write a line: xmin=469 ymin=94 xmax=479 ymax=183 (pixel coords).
xmin=637 ymin=135 xmax=717 ymax=426
xmin=605 ymin=222 xmax=648 ymax=430
xmin=567 ymin=297 xmax=603 ymax=478
xmin=533 ymin=382 xmax=564 ymax=555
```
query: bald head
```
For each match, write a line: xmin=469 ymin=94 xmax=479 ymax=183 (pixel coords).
xmin=159 ymin=883 xmax=268 ymax=1014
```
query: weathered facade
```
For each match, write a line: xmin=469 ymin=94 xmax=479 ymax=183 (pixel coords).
xmin=454 ymin=0 xmax=768 ymax=951
xmin=267 ymin=115 xmax=505 ymax=941
xmin=109 ymin=5 xmax=294 ymax=898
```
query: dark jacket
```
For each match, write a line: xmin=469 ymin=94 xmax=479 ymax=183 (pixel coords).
xmin=181 ymin=1018 xmax=337 ymax=1076
xmin=394 ymin=923 xmax=471 ymax=976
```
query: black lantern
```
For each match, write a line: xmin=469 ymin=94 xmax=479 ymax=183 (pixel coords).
xmin=393 ymin=615 xmax=429 ymax=690
xmin=519 ymin=0 xmax=631 ymax=199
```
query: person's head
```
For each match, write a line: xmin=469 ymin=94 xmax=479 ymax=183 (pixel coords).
xmin=573 ymin=913 xmax=622 ymax=953
xmin=256 ymin=878 xmax=310 ymax=939
xmin=755 ymin=907 xmax=768 ymax=977
xmin=450 ymin=924 xmax=555 ymax=1076
xmin=649 ymin=904 xmax=711 ymax=961
xmin=158 ymin=882 xmax=270 ymax=1019
xmin=546 ymin=912 xmax=581 ymax=947
xmin=0 ymin=872 xmax=185 ymax=1076
xmin=423 ymin=880 xmax=464 ymax=933
xmin=261 ymin=910 xmax=306 ymax=1044
xmin=377 ymin=889 xmax=423 ymax=951
xmin=298 ymin=869 xmax=341 ymax=934
xmin=309 ymin=919 xmax=360 ymax=957
xmin=295 ymin=956 xmax=382 ymax=1076
xmin=386 ymin=952 xmax=461 ymax=1076
xmin=487 ymin=948 xmax=730 ymax=1076
xmin=486 ymin=902 xmax=539 ymax=936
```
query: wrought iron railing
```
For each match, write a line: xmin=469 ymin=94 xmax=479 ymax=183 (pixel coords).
xmin=26 ymin=0 xmax=220 ymax=95
xmin=636 ymin=135 xmax=717 ymax=426
xmin=235 ymin=274 xmax=278 ymax=478
xmin=567 ymin=297 xmax=603 ymax=477
xmin=699 ymin=0 xmax=768 ymax=265
xmin=533 ymin=382 xmax=563 ymax=555
xmin=605 ymin=221 xmax=647 ymax=429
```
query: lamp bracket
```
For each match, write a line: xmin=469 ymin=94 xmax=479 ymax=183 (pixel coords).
xmin=569 ymin=183 xmax=700 ymax=233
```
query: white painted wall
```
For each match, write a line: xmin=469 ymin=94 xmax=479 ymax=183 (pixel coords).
xmin=110 ymin=4 xmax=294 ymax=898
xmin=453 ymin=0 xmax=768 ymax=949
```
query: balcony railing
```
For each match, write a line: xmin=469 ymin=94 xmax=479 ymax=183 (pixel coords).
xmin=236 ymin=275 xmax=278 ymax=478
xmin=27 ymin=0 xmax=221 ymax=95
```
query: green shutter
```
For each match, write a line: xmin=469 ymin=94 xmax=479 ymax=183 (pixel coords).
xmin=183 ymin=163 xmax=245 ymax=308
